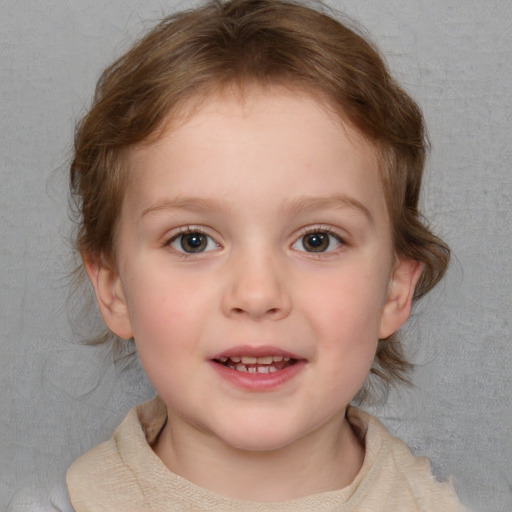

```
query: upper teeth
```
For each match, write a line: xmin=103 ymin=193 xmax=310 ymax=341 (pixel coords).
xmin=218 ymin=355 xmax=290 ymax=364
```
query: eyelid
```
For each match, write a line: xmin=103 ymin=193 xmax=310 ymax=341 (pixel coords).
xmin=291 ymin=225 xmax=346 ymax=253
xmin=165 ymin=225 xmax=221 ymax=254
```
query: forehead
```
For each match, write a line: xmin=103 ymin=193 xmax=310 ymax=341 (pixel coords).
xmin=124 ymin=87 xmax=386 ymax=222
xmin=142 ymin=82 xmax=371 ymax=151
xmin=130 ymin=85 xmax=378 ymax=168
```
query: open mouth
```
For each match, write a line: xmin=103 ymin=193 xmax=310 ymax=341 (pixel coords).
xmin=213 ymin=355 xmax=297 ymax=374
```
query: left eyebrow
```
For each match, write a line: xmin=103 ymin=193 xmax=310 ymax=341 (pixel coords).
xmin=281 ymin=194 xmax=375 ymax=225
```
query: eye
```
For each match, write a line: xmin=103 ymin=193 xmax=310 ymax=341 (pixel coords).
xmin=169 ymin=230 xmax=219 ymax=254
xmin=292 ymin=229 xmax=343 ymax=253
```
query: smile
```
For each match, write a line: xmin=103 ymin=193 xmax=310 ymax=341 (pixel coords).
xmin=214 ymin=355 xmax=295 ymax=373
xmin=210 ymin=348 xmax=305 ymax=390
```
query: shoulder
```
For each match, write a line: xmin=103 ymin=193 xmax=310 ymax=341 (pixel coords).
xmin=66 ymin=397 xmax=167 ymax=511
xmin=347 ymin=407 xmax=466 ymax=512
xmin=66 ymin=438 xmax=140 ymax=510
xmin=66 ymin=430 xmax=148 ymax=511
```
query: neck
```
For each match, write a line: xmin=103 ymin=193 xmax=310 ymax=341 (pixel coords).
xmin=153 ymin=407 xmax=364 ymax=501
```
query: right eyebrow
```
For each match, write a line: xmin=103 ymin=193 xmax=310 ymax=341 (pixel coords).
xmin=141 ymin=196 xmax=232 ymax=218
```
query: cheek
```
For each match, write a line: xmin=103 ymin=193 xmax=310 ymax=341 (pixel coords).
xmin=123 ymin=277 xmax=194 ymax=351
xmin=298 ymin=267 xmax=386 ymax=383
xmin=302 ymin=269 xmax=388 ymax=335
xmin=127 ymin=286 xmax=201 ymax=396
xmin=123 ymin=267 xmax=224 ymax=373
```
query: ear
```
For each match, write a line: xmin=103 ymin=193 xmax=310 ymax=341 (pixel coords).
xmin=83 ymin=253 xmax=134 ymax=340
xmin=379 ymin=257 xmax=423 ymax=339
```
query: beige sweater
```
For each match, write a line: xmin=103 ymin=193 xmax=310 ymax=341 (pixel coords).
xmin=67 ymin=397 xmax=464 ymax=511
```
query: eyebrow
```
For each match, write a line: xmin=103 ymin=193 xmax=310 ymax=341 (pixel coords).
xmin=141 ymin=193 xmax=374 ymax=224
xmin=141 ymin=196 xmax=231 ymax=217
xmin=282 ymin=194 xmax=374 ymax=224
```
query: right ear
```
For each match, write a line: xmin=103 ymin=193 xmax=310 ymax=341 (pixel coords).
xmin=83 ymin=253 xmax=134 ymax=340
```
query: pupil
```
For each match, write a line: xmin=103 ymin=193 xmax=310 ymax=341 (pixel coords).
xmin=181 ymin=233 xmax=207 ymax=253
xmin=303 ymin=232 xmax=328 ymax=252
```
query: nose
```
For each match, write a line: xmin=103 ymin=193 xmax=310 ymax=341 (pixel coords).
xmin=221 ymin=251 xmax=292 ymax=321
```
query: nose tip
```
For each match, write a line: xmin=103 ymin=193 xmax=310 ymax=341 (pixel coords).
xmin=222 ymin=258 xmax=291 ymax=320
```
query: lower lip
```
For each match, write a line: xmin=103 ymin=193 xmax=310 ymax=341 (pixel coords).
xmin=209 ymin=360 xmax=306 ymax=391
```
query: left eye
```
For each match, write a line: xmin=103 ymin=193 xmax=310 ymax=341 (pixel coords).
xmin=169 ymin=231 xmax=219 ymax=253
xmin=292 ymin=230 xmax=343 ymax=253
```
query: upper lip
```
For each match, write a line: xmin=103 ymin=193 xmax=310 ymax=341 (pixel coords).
xmin=211 ymin=345 xmax=304 ymax=361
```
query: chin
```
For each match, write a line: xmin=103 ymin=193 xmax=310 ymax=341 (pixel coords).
xmin=213 ymin=418 xmax=308 ymax=453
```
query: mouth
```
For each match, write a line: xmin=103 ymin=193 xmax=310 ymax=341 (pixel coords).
xmin=213 ymin=354 xmax=298 ymax=374
xmin=210 ymin=346 xmax=306 ymax=390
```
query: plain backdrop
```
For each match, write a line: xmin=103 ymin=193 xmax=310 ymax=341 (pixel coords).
xmin=1 ymin=1 xmax=511 ymax=510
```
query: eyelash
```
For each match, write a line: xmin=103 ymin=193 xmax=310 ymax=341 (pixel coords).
xmin=164 ymin=225 xmax=346 ymax=256
xmin=292 ymin=227 xmax=345 ymax=254
xmin=165 ymin=227 xmax=220 ymax=255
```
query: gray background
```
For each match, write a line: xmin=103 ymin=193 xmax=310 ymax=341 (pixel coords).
xmin=1 ymin=0 xmax=511 ymax=510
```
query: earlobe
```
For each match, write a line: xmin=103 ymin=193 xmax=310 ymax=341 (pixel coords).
xmin=378 ymin=257 xmax=423 ymax=339
xmin=83 ymin=253 xmax=134 ymax=340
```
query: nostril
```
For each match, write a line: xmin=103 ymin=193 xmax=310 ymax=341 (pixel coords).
xmin=231 ymin=306 xmax=281 ymax=316
xmin=224 ymin=287 xmax=291 ymax=319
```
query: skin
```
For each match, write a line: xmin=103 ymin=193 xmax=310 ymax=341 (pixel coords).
xmin=85 ymin=87 xmax=421 ymax=501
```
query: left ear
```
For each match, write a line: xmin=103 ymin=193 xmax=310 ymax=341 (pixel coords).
xmin=379 ymin=257 xmax=423 ymax=339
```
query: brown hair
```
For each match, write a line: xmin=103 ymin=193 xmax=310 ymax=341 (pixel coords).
xmin=70 ymin=0 xmax=450 ymax=391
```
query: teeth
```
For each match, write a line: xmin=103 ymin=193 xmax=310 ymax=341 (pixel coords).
xmin=218 ymin=354 xmax=294 ymax=372
xmin=256 ymin=356 xmax=273 ymax=364
xmin=233 ymin=364 xmax=279 ymax=373
xmin=226 ymin=355 xmax=289 ymax=364
xmin=257 ymin=365 xmax=278 ymax=373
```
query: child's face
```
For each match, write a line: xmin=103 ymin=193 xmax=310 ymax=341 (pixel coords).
xmin=89 ymin=87 xmax=418 ymax=453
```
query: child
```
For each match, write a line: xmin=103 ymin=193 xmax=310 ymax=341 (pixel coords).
xmin=66 ymin=0 xmax=464 ymax=509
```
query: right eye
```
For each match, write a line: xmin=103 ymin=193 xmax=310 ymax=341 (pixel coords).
xmin=169 ymin=230 xmax=219 ymax=254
